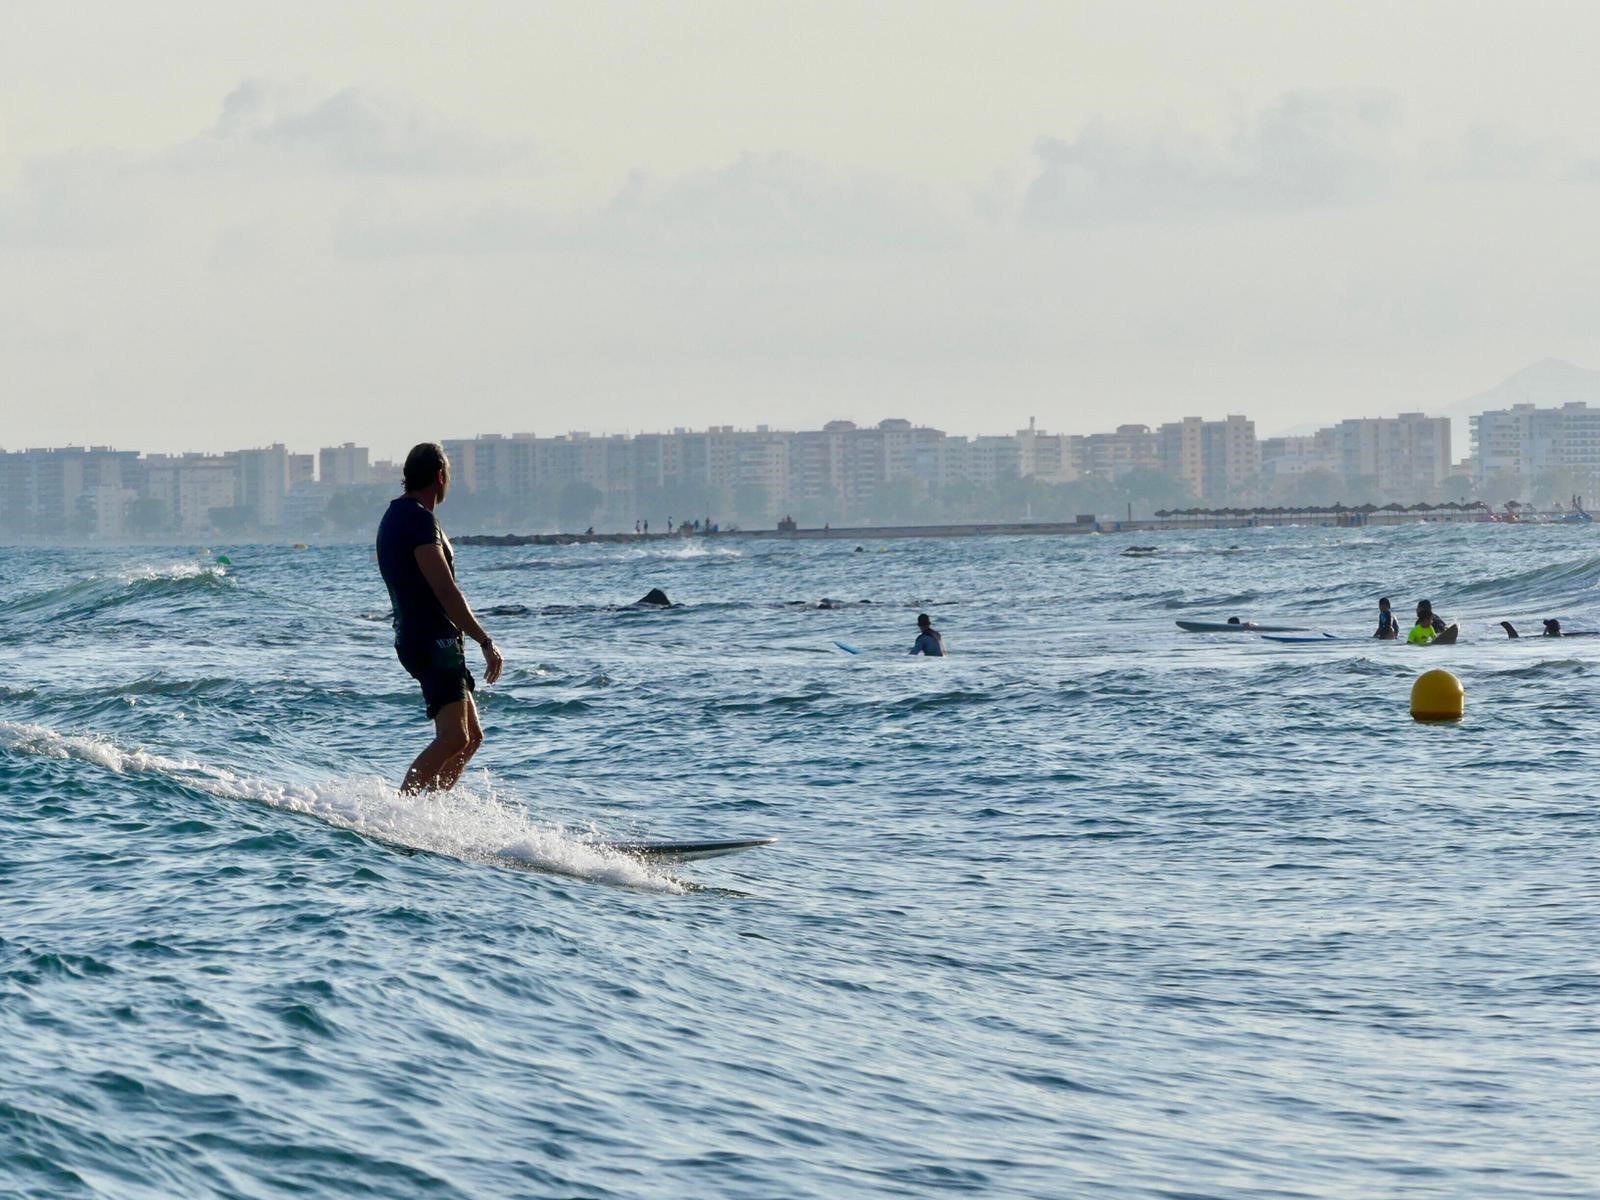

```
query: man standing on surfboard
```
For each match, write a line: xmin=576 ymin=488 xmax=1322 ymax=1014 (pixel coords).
xmin=377 ymin=442 xmax=504 ymax=794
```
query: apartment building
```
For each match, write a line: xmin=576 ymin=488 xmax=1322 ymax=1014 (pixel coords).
xmin=1158 ymin=415 xmax=1259 ymax=502
xmin=320 ymin=442 xmax=372 ymax=486
xmin=0 ymin=446 xmax=141 ymax=536
xmin=236 ymin=444 xmax=292 ymax=529
xmin=1015 ymin=419 xmax=1082 ymax=483
xmin=1327 ymin=414 xmax=1451 ymax=497
xmin=1080 ymin=425 xmax=1160 ymax=480
xmin=142 ymin=453 xmax=239 ymax=534
xmin=1472 ymin=402 xmax=1600 ymax=488
xmin=1259 ymin=433 xmax=1338 ymax=480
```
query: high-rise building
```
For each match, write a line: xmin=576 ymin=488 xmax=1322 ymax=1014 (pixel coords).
xmin=1015 ymin=419 xmax=1082 ymax=483
xmin=1080 ymin=425 xmax=1159 ymax=480
xmin=319 ymin=443 xmax=371 ymax=486
xmin=1472 ymin=402 xmax=1600 ymax=491
xmin=235 ymin=444 xmax=291 ymax=528
xmin=142 ymin=453 xmax=239 ymax=534
xmin=1158 ymin=415 xmax=1259 ymax=502
xmin=0 ymin=446 xmax=140 ymax=536
xmin=1260 ymin=433 xmax=1338 ymax=481
xmin=1328 ymin=414 xmax=1451 ymax=497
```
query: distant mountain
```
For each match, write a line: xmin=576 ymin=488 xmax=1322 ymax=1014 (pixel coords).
xmin=1437 ymin=358 xmax=1600 ymax=461
xmin=1440 ymin=358 xmax=1600 ymax=420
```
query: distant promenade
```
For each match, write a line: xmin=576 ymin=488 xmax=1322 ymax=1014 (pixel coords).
xmin=456 ymin=502 xmax=1577 ymax=547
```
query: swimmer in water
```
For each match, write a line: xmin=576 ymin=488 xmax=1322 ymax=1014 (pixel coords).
xmin=909 ymin=613 xmax=945 ymax=657
xmin=1374 ymin=596 xmax=1398 ymax=640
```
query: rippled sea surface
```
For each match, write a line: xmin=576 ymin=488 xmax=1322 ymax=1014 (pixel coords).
xmin=4 ymin=525 xmax=1600 ymax=1199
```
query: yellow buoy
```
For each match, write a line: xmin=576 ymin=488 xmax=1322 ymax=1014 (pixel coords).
xmin=1411 ymin=668 xmax=1464 ymax=722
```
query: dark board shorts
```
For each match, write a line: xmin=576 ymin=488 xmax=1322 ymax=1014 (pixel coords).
xmin=397 ymin=636 xmax=476 ymax=720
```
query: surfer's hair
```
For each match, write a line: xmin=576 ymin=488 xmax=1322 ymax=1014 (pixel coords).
xmin=403 ymin=443 xmax=449 ymax=491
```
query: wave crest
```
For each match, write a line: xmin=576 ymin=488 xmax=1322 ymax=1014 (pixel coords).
xmin=0 ymin=720 xmax=682 ymax=893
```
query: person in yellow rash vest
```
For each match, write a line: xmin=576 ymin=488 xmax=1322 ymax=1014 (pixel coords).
xmin=1408 ymin=599 xmax=1459 ymax=645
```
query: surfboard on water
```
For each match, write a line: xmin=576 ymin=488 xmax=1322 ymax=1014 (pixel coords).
xmin=1262 ymin=633 xmax=1361 ymax=643
xmin=1176 ymin=620 xmax=1309 ymax=633
xmin=833 ymin=640 xmax=863 ymax=655
xmin=600 ymin=837 xmax=777 ymax=863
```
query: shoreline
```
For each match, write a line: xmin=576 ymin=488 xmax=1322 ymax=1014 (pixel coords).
xmin=456 ymin=507 xmax=1579 ymax=546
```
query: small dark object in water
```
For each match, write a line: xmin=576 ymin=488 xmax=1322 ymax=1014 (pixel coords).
xmin=1121 ymin=546 xmax=1158 ymax=557
xmin=636 ymin=588 xmax=671 ymax=607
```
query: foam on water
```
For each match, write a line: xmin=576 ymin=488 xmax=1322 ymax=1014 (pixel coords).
xmin=116 ymin=561 xmax=229 ymax=584
xmin=0 ymin=720 xmax=682 ymax=893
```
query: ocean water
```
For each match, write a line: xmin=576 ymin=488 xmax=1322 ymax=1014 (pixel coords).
xmin=3 ymin=524 xmax=1598 ymax=1199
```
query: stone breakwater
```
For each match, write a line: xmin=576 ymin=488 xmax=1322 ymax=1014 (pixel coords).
xmin=457 ymin=506 xmax=1532 ymax=546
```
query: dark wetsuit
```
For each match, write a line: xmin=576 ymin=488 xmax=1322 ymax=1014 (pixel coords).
xmin=1375 ymin=610 xmax=1397 ymax=639
xmin=377 ymin=497 xmax=474 ymax=718
xmin=910 ymin=630 xmax=944 ymax=657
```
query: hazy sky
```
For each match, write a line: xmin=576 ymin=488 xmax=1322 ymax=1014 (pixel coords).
xmin=5 ymin=0 xmax=1600 ymax=460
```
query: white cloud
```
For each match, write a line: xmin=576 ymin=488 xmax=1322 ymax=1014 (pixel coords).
xmin=1424 ymin=123 xmax=1551 ymax=181
xmin=0 ymin=151 xmax=142 ymax=250
xmin=176 ymin=80 xmax=534 ymax=177
xmin=7 ymin=78 xmax=1600 ymax=455
xmin=599 ymin=152 xmax=958 ymax=254
xmin=332 ymin=150 xmax=961 ymax=259
xmin=1024 ymin=90 xmax=1404 ymax=225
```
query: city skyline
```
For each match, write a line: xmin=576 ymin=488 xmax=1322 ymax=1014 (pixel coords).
xmin=18 ymin=383 xmax=1600 ymax=540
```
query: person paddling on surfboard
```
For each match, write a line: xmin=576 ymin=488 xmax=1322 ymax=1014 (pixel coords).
xmin=910 ymin=613 xmax=945 ymax=656
xmin=1407 ymin=599 xmax=1459 ymax=646
xmin=377 ymin=442 xmax=504 ymax=794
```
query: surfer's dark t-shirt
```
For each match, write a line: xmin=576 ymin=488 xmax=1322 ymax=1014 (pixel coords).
xmin=376 ymin=497 xmax=456 ymax=646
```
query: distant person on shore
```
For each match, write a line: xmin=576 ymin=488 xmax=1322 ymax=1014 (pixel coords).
xmin=377 ymin=442 xmax=504 ymax=795
xmin=910 ymin=613 xmax=945 ymax=657
xmin=1374 ymin=596 xmax=1399 ymax=640
xmin=1407 ymin=599 xmax=1459 ymax=646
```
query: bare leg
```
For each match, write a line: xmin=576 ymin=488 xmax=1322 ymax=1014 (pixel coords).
xmin=433 ymin=695 xmax=484 ymax=792
xmin=400 ymin=699 xmax=474 ymax=794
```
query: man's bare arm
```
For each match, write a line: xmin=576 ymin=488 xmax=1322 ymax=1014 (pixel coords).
xmin=415 ymin=544 xmax=503 ymax=683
